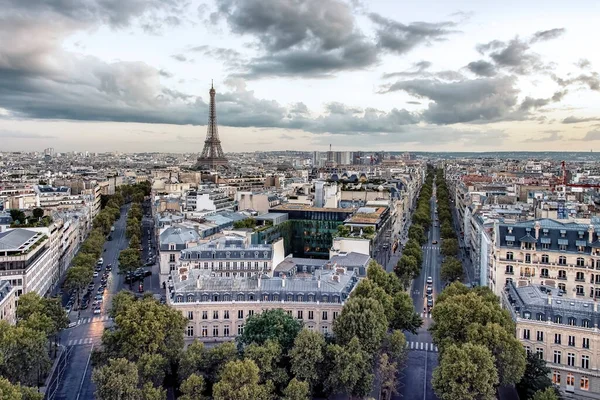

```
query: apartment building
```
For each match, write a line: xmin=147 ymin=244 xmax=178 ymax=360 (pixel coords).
xmin=236 ymin=191 xmax=281 ymax=214
xmin=158 ymin=226 xmax=201 ymax=286
xmin=502 ymin=282 xmax=600 ymax=399
xmin=490 ymin=219 xmax=600 ymax=298
xmin=168 ymin=267 xmax=359 ymax=342
xmin=0 ymin=281 xmax=17 ymax=325
xmin=0 ymin=228 xmax=58 ymax=296
xmin=185 ymin=190 xmax=236 ymax=215
xmin=177 ymin=237 xmax=285 ymax=280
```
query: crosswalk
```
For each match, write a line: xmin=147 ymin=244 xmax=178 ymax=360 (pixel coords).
xmin=78 ymin=315 xmax=111 ymax=324
xmin=67 ymin=337 xmax=95 ymax=346
xmin=420 ymin=312 xmax=433 ymax=319
xmin=421 ymin=246 xmax=439 ymax=250
xmin=406 ymin=341 xmax=438 ymax=352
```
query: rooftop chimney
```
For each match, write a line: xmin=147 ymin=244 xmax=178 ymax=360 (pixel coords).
xmin=547 ymin=292 xmax=552 ymax=305
xmin=282 ymin=274 xmax=286 ymax=288
xmin=258 ymin=274 xmax=261 ymax=289
xmin=317 ymin=273 xmax=321 ymax=289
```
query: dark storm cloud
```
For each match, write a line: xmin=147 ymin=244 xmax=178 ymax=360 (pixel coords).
xmin=530 ymin=28 xmax=565 ymax=43
xmin=467 ymin=60 xmax=496 ymax=77
xmin=369 ymin=13 xmax=459 ymax=55
xmin=383 ymin=76 xmax=520 ymax=124
xmin=562 ymin=116 xmax=600 ymax=124
xmin=211 ymin=0 xmax=460 ymax=78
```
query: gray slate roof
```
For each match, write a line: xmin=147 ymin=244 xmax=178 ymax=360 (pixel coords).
xmin=0 ymin=229 xmax=39 ymax=251
xmin=159 ymin=227 xmax=200 ymax=251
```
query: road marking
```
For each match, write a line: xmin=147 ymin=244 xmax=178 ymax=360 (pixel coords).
xmin=407 ymin=342 xmax=439 ymax=353
xmin=420 ymin=342 xmax=424 ymax=350
xmin=76 ymin=344 xmax=94 ymax=400
xmin=411 ymin=342 xmax=414 ymax=349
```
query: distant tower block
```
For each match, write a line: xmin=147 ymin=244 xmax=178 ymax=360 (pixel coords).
xmin=196 ymin=82 xmax=229 ymax=170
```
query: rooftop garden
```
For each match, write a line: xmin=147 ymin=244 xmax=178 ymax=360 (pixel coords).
xmin=334 ymin=224 xmax=375 ymax=240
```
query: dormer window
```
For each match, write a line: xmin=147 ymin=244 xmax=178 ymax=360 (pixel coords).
xmin=560 ymin=230 xmax=566 ymax=238
xmin=507 ymin=227 xmax=513 ymax=234
xmin=254 ymin=251 xmax=259 ymax=258
xmin=226 ymin=251 xmax=231 ymax=259
xmin=579 ymin=231 xmax=585 ymax=239
xmin=169 ymin=243 xmax=176 ymax=251
xmin=240 ymin=251 xmax=245 ymax=258
xmin=543 ymin=229 xmax=549 ymax=236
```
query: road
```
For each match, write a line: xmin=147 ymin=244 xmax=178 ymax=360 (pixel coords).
xmin=396 ymin=188 xmax=441 ymax=400
xmin=53 ymin=202 xmax=160 ymax=400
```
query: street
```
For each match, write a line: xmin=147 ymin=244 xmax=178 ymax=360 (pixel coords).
xmin=396 ymin=189 xmax=441 ymax=400
xmin=53 ymin=201 xmax=159 ymax=400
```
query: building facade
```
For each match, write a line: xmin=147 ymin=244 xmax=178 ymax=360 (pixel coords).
xmin=0 ymin=281 xmax=17 ymax=325
xmin=168 ymin=267 xmax=359 ymax=342
xmin=158 ymin=226 xmax=201 ymax=286
xmin=491 ymin=219 xmax=600 ymax=299
xmin=503 ymin=282 xmax=600 ymax=399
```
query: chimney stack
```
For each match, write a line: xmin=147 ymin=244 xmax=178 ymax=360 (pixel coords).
xmin=317 ymin=273 xmax=321 ymax=289
xmin=547 ymin=292 xmax=552 ymax=305
xmin=282 ymin=274 xmax=286 ymax=288
xmin=257 ymin=274 xmax=261 ymax=289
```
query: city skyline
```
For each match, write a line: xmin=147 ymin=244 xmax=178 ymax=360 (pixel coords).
xmin=1 ymin=0 xmax=599 ymax=153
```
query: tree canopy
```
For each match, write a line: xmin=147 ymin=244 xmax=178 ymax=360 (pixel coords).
xmin=237 ymin=308 xmax=303 ymax=351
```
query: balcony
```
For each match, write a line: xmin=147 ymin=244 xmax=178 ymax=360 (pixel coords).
xmin=505 ymin=271 xmax=514 ymax=275
xmin=557 ymin=276 xmax=567 ymax=281
xmin=575 ymin=278 xmax=586 ymax=282
xmin=539 ymin=274 xmax=549 ymax=279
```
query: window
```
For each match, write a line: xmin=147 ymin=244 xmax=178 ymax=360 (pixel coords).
xmin=286 ymin=310 xmax=292 ymax=316
xmin=213 ymin=311 xmax=219 ymax=320
xmin=238 ymin=310 xmax=244 ymax=319
xmin=213 ymin=325 xmax=219 ymax=337
xmin=536 ymin=331 xmax=544 ymax=342
xmin=322 ymin=325 xmax=329 ymax=334
xmin=308 ymin=311 xmax=314 ymax=320
xmin=558 ymin=270 xmax=567 ymax=279
xmin=541 ymin=254 xmax=549 ymax=263
xmin=568 ymin=317 xmax=577 ymax=326
xmin=582 ymin=319 xmax=590 ymax=328
xmin=536 ymin=347 xmax=544 ymax=360
xmin=223 ymin=325 xmax=230 ymax=337
xmin=202 ymin=311 xmax=208 ymax=320
xmin=553 ymin=350 xmax=561 ymax=364
xmin=524 ymin=345 xmax=531 ymax=355
xmin=540 ymin=268 xmax=548 ymax=277
xmin=583 ymin=337 xmax=590 ymax=349
xmin=218 ymin=262 xmax=223 ymax=270
xmin=582 ymin=355 xmax=590 ymax=369
xmin=248 ymin=310 xmax=254 ymax=317
xmin=576 ymin=271 xmax=585 ymax=281
xmin=506 ymin=252 xmax=514 ymax=260
xmin=322 ymin=311 xmax=328 ymax=321
xmin=204 ymin=262 xmax=209 ymax=269
xmin=333 ymin=311 xmax=339 ymax=320
xmin=555 ymin=333 xmax=561 ymax=344
xmin=552 ymin=371 xmax=561 ymax=385
xmin=568 ymin=335 xmax=575 ymax=346
xmin=201 ymin=326 xmax=208 ymax=337
xmin=577 ymin=257 xmax=586 ymax=267
xmin=169 ymin=254 xmax=176 ymax=262
xmin=567 ymin=353 xmax=575 ymax=367
xmin=223 ymin=310 xmax=229 ymax=319
xmin=505 ymin=265 xmax=513 ymax=274
xmin=225 ymin=262 xmax=230 ymax=269
xmin=559 ymin=283 xmax=566 ymax=292
xmin=186 ymin=326 xmax=194 ymax=337
xmin=297 ymin=310 xmax=303 ymax=319
xmin=170 ymin=265 xmax=176 ymax=272
xmin=559 ymin=256 xmax=567 ymax=265
xmin=523 ymin=329 xmax=531 ymax=340
xmin=554 ymin=315 xmax=562 ymax=324
xmin=187 ymin=311 xmax=194 ymax=320
xmin=567 ymin=373 xmax=574 ymax=388
xmin=581 ymin=376 xmax=590 ymax=391
xmin=576 ymin=285 xmax=584 ymax=295
xmin=525 ymin=254 xmax=531 ymax=263
xmin=237 ymin=324 xmax=244 ymax=335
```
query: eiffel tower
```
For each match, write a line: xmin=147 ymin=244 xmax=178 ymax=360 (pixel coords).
xmin=196 ymin=82 xmax=228 ymax=170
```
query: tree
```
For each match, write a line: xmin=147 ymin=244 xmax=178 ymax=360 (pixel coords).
xmin=71 ymin=253 xmax=97 ymax=270
xmin=178 ymin=340 xmax=206 ymax=381
xmin=289 ymin=329 xmax=325 ymax=391
xmin=532 ymin=388 xmax=560 ymax=400
xmin=92 ymin=358 xmax=140 ymax=400
xmin=9 ymin=209 xmax=26 ymax=225
xmin=139 ymin=383 xmax=166 ymax=400
xmin=0 ymin=377 xmax=42 ymax=400
xmin=126 ymin=223 xmax=141 ymax=240
xmin=103 ymin=296 xmax=186 ymax=367
xmin=65 ymin=266 xmax=94 ymax=306
xmin=466 ymin=323 xmax=526 ymax=386
xmin=408 ymin=224 xmax=427 ymax=245
xmin=179 ymin=374 xmax=206 ymax=400
xmin=137 ymin=353 xmax=167 ymax=387
xmin=323 ymin=337 xmax=373 ymax=398
xmin=283 ymin=378 xmax=310 ymax=400
xmin=432 ymin=343 xmax=498 ymax=400
xmin=379 ymin=353 xmax=398 ymax=400
xmin=32 ymin=208 xmax=44 ymax=220
xmin=333 ymin=297 xmax=387 ymax=355
xmin=201 ymin=342 xmax=238 ymax=386
xmin=244 ymin=340 xmax=288 ymax=388
xmin=440 ymin=257 xmax=463 ymax=283
xmin=516 ymin=353 xmax=554 ymax=400
xmin=366 ymin=261 xmax=402 ymax=295
xmin=129 ymin=234 xmax=140 ymax=249
xmin=395 ymin=255 xmax=419 ymax=281
xmin=0 ymin=322 xmax=51 ymax=387
xmin=384 ymin=330 xmax=408 ymax=365
xmin=118 ymin=248 xmax=141 ymax=276
xmin=352 ymin=279 xmax=395 ymax=323
xmin=213 ymin=359 xmax=272 ymax=400
xmin=237 ymin=308 xmax=302 ymax=351
xmin=390 ymin=291 xmax=422 ymax=334
xmin=440 ymin=222 xmax=455 ymax=239
xmin=441 ymin=238 xmax=459 ymax=257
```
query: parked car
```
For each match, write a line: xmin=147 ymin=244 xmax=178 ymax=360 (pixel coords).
xmin=427 ymin=298 xmax=434 ymax=308
xmin=426 ymin=286 xmax=433 ymax=295
xmin=93 ymin=308 xmax=102 ymax=315
xmin=93 ymin=272 xmax=99 ymax=277
xmin=426 ymin=276 xmax=433 ymax=285
xmin=432 ymin=240 xmax=438 ymax=244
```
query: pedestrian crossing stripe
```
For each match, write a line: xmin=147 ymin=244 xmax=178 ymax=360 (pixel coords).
xmin=67 ymin=338 xmax=94 ymax=346
xmin=405 ymin=341 xmax=438 ymax=352
xmin=420 ymin=313 xmax=432 ymax=319
xmin=78 ymin=315 xmax=111 ymax=324
xmin=420 ymin=246 xmax=439 ymax=250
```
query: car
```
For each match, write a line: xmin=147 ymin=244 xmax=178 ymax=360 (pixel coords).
xmin=97 ymin=258 xmax=104 ymax=265
xmin=427 ymin=298 xmax=434 ymax=308
xmin=93 ymin=308 xmax=102 ymax=315
xmin=107 ymin=235 xmax=112 ymax=241
xmin=432 ymin=240 xmax=438 ymax=244
xmin=106 ymin=264 xmax=112 ymax=270
xmin=94 ymin=294 xmax=103 ymax=301
xmin=81 ymin=301 xmax=89 ymax=309
xmin=93 ymin=271 xmax=99 ymax=277
xmin=426 ymin=276 xmax=433 ymax=285
xmin=426 ymin=286 xmax=433 ymax=295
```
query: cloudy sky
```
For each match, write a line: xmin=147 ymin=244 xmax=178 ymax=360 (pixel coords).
xmin=1 ymin=0 xmax=599 ymax=153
